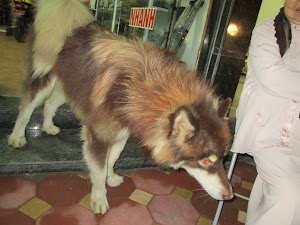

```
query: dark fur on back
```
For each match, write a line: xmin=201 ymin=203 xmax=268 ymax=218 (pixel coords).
xmin=52 ymin=21 xmax=231 ymax=166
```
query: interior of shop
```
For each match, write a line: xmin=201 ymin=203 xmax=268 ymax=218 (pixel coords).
xmin=0 ymin=0 xmax=286 ymax=224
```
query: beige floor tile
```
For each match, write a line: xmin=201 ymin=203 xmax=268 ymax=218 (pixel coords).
xmin=129 ymin=189 xmax=153 ymax=206
xmin=238 ymin=210 xmax=247 ymax=223
xmin=172 ymin=186 xmax=193 ymax=202
xmin=197 ymin=216 xmax=219 ymax=225
xmin=77 ymin=172 xmax=89 ymax=180
xmin=18 ymin=197 xmax=52 ymax=219
xmin=119 ymin=170 xmax=135 ymax=178
xmin=241 ymin=180 xmax=254 ymax=190
xmin=78 ymin=193 xmax=92 ymax=211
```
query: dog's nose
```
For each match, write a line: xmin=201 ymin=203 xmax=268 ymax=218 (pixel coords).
xmin=222 ymin=192 xmax=234 ymax=200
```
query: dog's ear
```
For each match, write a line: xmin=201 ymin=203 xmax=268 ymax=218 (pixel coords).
xmin=217 ymin=98 xmax=232 ymax=118
xmin=171 ymin=108 xmax=195 ymax=142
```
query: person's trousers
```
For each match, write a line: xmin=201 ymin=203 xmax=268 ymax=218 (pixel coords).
xmin=246 ymin=121 xmax=300 ymax=225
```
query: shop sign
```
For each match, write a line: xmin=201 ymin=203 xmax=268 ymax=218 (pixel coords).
xmin=129 ymin=8 xmax=157 ymax=30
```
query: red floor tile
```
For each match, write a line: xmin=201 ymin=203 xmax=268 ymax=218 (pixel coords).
xmin=106 ymin=175 xmax=135 ymax=202
xmin=36 ymin=174 xmax=89 ymax=205
xmin=231 ymin=174 xmax=242 ymax=188
xmin=148 ymin=195 xmax=199 ymax=225
xmin=35 ymin=204 xmax=97 ymax=225
xmin=0 ymin=177 xmax=36 ymax=209
xmin=192 ymin=190 xmax=248 ymax=225
xmin=0 ymin=209 xmax=35 ymax=225
xmin=231 ymin=196 xmax=248 ymax=214
xmin=233 ymin=186 xmax=252 ymax=198
xmin=132 ymin=170 xmax=175 ymax=195
xmin=191 ymin=190 xmax=218 ymax=219
xmin=218 ymin=201 xmax=243 ymax=225
xmin=97 ymin=199 xmax=153 ymax=225
xmin=233 ymin=162 xmax=257 ymax=183
xmin=167 ymin=169 xmax=200 ymax=191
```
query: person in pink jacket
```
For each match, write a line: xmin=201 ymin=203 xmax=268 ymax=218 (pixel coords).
xmin=230 ymin=0 xmax=300 ymax=224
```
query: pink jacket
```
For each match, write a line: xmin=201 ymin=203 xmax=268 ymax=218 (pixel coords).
xmin=231 ymin=17 xmax=300 ymax=154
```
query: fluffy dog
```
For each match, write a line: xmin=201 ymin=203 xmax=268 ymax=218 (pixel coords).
xmin=8 ymin=0 xmax=233 ymax=214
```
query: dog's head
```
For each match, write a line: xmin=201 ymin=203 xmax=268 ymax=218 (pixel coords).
xmin=152 ymin=98 xmax=233 ymax=200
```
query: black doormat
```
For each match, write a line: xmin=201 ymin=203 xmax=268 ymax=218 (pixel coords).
xmin=0 ymin=96 xmax=154 ymax=174
xmin=0 ymin=128 xmax=154 ymax=174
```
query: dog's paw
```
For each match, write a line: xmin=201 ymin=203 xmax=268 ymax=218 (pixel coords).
xmin=90 ymin=192 xmax=109 ymax=214
xmin=8 ymin=135 xmax=27 ymax=148
xmin=43 ymin=125 xmax=60 ymax=135
xmin=107 ymin=173 xmax=124 ymax=187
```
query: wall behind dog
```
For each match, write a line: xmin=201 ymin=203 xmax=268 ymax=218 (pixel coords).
xmin=256 ymin=0 xmax=285 ymax=23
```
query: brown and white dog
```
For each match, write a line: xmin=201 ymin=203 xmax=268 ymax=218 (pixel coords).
xmin=8 ymin=0 xmax=234 ymax=214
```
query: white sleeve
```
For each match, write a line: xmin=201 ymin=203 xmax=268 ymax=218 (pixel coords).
xmin=248 ymin=19 xmax=300 ymax=100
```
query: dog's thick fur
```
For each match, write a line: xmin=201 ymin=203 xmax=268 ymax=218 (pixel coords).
xmin=9 ymin=0 xmax=234 ymax=214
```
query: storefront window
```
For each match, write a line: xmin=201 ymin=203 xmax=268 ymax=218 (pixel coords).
xmin=95 ymin=0 xmax=174 ymax=46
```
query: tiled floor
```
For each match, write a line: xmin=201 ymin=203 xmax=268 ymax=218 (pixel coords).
xmin=0 ymin=162 xmax=257 ymax=225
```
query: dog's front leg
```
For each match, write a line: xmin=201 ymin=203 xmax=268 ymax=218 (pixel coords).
xmin=82 ymin=126 xmax=110 ymax=214
xmin=106 ymin=129 xmax=129 ymax=187
xmin=89 ymin=165 xmax=109 ymax=214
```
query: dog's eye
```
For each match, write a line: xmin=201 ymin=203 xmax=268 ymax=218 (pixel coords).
xmin=199 ymin=155 xmax=217 ymax=166
xmin=201 ymin=158 xmax=211 ymax=164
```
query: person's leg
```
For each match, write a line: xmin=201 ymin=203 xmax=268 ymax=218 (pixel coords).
xmin=245 ymin=174 xmax=264 ymax=224
xmin=246 ymin=147 xmax=300 ymax=225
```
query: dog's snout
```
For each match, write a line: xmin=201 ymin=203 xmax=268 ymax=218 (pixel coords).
xmin=222 ymin=192 xmax=234 ymax=200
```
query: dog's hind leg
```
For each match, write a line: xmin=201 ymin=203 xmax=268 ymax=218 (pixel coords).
xmin=82 ymin=126 xmax=111 ymax=214
xmin=42 ymin=81 xmax=66 ymax=135
xmin=8 ymin=79 xmax=56 ymax=148
xmin=107 ymin=129 xmax=129 ymax=187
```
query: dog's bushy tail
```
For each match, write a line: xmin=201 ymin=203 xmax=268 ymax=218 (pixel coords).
xmin=32 ymin=0 xmax=95 ymax=77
